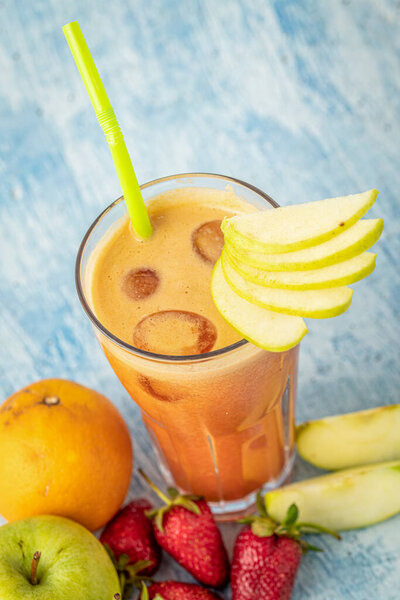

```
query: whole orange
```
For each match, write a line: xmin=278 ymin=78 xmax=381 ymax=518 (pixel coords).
xmin=0 ymin=379 xmax=133 ymax=530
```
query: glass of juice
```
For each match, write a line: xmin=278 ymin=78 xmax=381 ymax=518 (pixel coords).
xmin=76 ymin=173 xmax=299 ymax=519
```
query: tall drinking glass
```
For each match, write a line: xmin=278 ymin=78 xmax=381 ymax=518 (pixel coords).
xmin=76 ymin=174 xmax=299 ymax=519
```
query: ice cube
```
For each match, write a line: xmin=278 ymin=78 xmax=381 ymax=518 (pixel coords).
xmin=137 ymin=375 xmax=181 ymax=402
xmin=121 ymin=268 xmax=159 ymax=300
xmin=249 ymin=434 xmax=267 ymax=450
xmin=192 ymin=220 xmax=224 ymax=264
xmin=133 ymin=310 xmax=217 ymax=355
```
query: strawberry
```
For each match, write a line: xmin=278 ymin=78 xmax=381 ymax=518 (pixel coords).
xmin=232 ymin=528 xmax=302 ymax=600
xmin=139 ymin=469 xmax=229 ymax=588
xmin=100 ymin=498 xmax=161 ymax=595
xmin=145 ymin=581 xmax=224 ymax=599
xmin=231 ymin=494 xmax=340 ymax=600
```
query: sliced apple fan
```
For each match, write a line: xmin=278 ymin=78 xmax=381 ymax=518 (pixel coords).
xmin=211 ymin=191 xmax=382 ymax=352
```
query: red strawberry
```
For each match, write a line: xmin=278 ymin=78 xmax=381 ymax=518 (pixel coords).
xmin=231 ymin=495 xmax=340 ymax=600
xmin=232 ymin=528 xmax=302 ymax=600
xmin=100 ymin=498 xmax=161 ymax=576
xmin=146 ymin=581 xmax=224 ymax=599
xmin=139 ymin=469 xmax=229 ymax=588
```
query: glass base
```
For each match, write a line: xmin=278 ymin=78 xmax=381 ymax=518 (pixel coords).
xmin=158 ymin=450 xmax=296 ymax=522
xmin=209 ymin=450 xmax=296 ymax=521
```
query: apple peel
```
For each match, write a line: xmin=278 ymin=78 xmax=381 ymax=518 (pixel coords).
xmin=221 ymin=254 xmax=353 ymax=319
xmin=222 ymin=189 xmax=379 ymax=253
xmin=225 ymin=218 xmax=384 ymax=272
xmin=296 ymin=404 xmax=400 ymax=470
xmin=265 ymin=461 xmax=400 ymax=531
xmin=211 ymin=260 xmax=307 ymax=352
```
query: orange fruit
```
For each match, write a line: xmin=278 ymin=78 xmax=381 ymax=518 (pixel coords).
xmin=0 ymin=379 xmax=133 ymax=530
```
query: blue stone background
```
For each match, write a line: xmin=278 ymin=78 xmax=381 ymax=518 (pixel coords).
xmin=1 ymin=0 xmax=399 ymax=597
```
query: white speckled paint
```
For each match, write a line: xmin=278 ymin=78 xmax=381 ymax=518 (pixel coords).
xmin=1 ymin=1 xmax=399 ymax=597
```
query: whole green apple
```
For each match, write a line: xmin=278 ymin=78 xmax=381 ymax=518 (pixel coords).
xmin=0 ymin=515 xmax=121 ymax=599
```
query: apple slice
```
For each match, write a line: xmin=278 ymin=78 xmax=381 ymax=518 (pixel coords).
xmin=296 ymin=404 xmax=400 ymax=470
xmin=224 ymin=249 xmax=376 ymax=290
xmin=265 ymin=461 xmax=400 ymax=531
xmin=221 ymin=253 xmax=353 ymax=318
xmin=225 ymin=218 xmax=383 ymax=271
xmin=211 ymin=259 xmax=307 ymax=351
xmin=222 ymin=189 xmax=378 ymax=253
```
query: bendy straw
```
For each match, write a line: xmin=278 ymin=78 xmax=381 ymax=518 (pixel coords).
xmin=63 ymin=21 xmax=152 ymax=239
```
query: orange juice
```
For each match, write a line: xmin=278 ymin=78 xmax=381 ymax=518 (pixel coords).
xmin=78 ymin=175 xmax=298 ymax=517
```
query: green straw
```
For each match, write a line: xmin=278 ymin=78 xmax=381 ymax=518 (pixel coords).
xmin=63 ymin=21 xmax=153 ymax=240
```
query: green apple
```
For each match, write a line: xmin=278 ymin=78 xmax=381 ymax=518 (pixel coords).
xmin=265 ymin=461 xmax=400 ymax=531
xmin=297 ymin=404 xmax=400 ymax=470
xmin=221 ymin=253 xmax=353 ymax=318
xmin=222 ymin=189 xmax=378 ymax=253
xmin=211 ymin=259 xmax=307 ymax=351
xmin=225 ymin=218 xmax=383 ymax=271
xmin=224 ymin=248 xmax=376 ymax=290
xmin=0 ymin=515 xmax=120 ymax=599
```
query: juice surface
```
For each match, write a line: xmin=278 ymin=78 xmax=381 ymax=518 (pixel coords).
xmin=89 ymin=187 xmax=251 ymax=353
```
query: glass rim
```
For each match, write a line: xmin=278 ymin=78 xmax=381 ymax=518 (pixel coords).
xmin=75 ymin=172 xmax=279 ymax=363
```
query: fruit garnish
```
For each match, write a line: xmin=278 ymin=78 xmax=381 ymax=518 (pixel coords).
xmin=231 ymin=493 xmax=340 ymax=600
xmin=0 ymin=379 xmax=133 ymax=531
xmin=211 ymin=260 xmax=307 ymax=352
xmin=139 ymin=469 xmax=229 ymax=588
xmin=222 ymin=189 xmax=378 ymax=253
xmin=265 ymin=461 xmax=400 ymax=530
xmin=225 ymin=217 xmax=383 ymax=271
xmin=224 ymin=248 xmax=376 ymax=290
xmin=221 ymin=252 xmax=353 ymax=318
xmin=211 ymin=191 xmax=383 ymax=351
xmin=296 ymin=404 xmax=400 ymax=470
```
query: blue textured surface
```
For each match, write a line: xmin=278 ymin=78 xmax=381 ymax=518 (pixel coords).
xmin=1 ymin=1 xmax=400 ymax=598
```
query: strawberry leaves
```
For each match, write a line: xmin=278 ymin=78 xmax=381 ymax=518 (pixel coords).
xmin=140 ymin=582 xmax=165 ymax=600
xmin=283 ymin=503 xmax=299 ymax=527
xmin=104 ymin=544 xmax=153 ymax=598
xmin=238 ymin=491 xmax=277 ymax=538
xmin=139 ymin=469 xmax=201 ymax=533
xmin=238 ymin=490 xmax=341 ymax=552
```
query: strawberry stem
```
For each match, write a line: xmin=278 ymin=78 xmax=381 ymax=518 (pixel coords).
xmin=239 ymin=500 xmax=341 ymax=549
xmin=140 ymin=581 xmax=149 ymax=600
xmin=138 ymin=469 xmax=171 ymax=505
xmin=30 ymin=551 xmax=41 ymax=585
xmin=296 ymin=522 xmax=342 ymax=540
